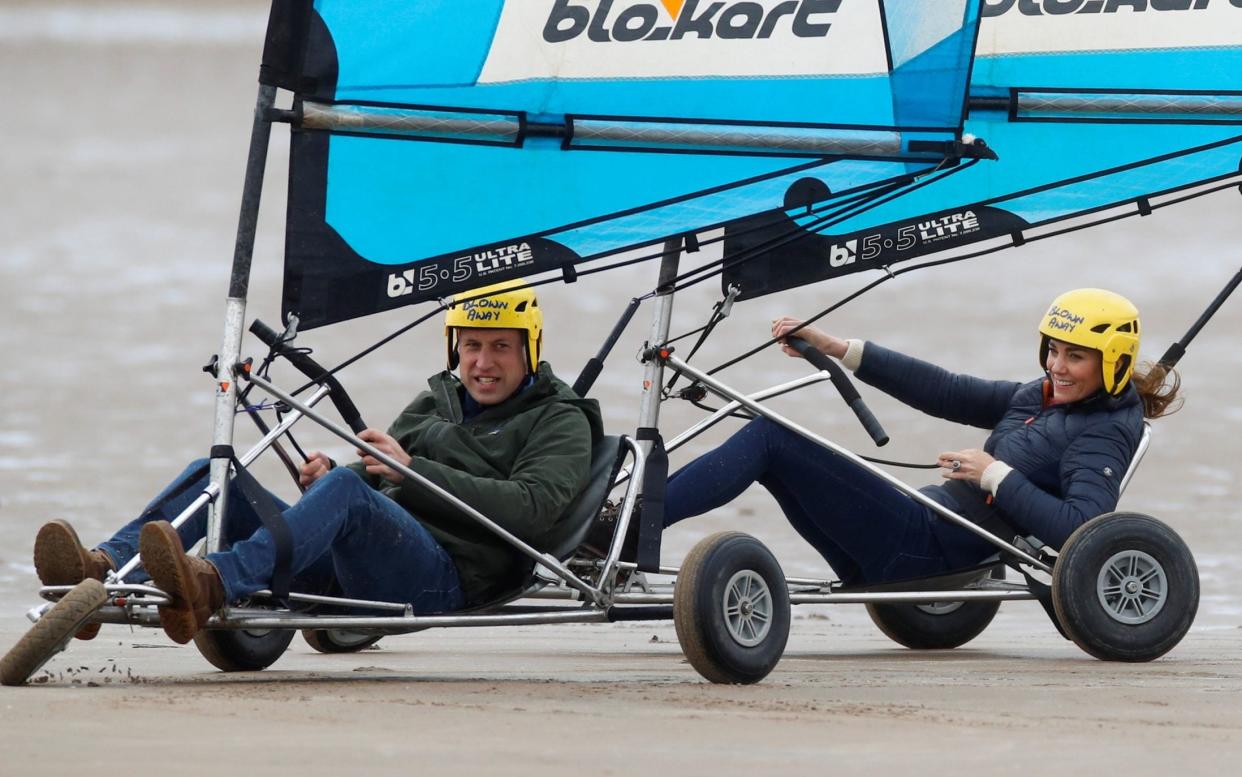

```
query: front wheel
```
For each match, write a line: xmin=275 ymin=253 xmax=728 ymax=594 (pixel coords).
xmin=1052 ymin=512 xmax=1198 ymax=662
xmin=674 ymin=532 xmax=790 ymax=684
xmin=194 ymin=628 xmax=295 ymax=672
xmin=866 ymin=566 xmax=1004 ymax=650
xmin=1 ymin=579 xmax=108 ymax=686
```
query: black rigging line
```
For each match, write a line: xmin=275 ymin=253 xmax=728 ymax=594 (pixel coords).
xmin=703 ymin=174 xmax=1242 ymax=378
xmin=665 ymin=159 xmax=977 ymax=299
xmin=276 ymin=163 xmax=1239 ymax=407
xmin=574 ymin=172 xmax=929 ymax=294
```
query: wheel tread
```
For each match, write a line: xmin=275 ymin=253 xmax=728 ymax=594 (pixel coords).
xmin=1 ymin=579 xmax=108 ymax=686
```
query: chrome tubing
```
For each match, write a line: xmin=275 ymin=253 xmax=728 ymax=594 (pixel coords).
xmin=790 ymin=589 xmax=1036 ymax=605
xmin=614 ymin=372 xmax=832 ymax=487
xmin=206 ymin=609 xmax=612 ymax=631
xmin=598 ymin=437 xmax=646 ymax=592
xmin=207 ymin=83 xmax=280 ymax=556
xmin=1118 ymin=422 xmax=1152 ymax=497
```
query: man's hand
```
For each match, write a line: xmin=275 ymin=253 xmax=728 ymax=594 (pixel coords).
xmin=299 ymin=451 xmax=333 ymax=488
xmin=356 ymin=428 xmax=412 ymax=483
xmin=938 ymin=448 xmax=995 ymax=485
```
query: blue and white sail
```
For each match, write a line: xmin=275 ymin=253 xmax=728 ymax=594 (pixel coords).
xmin=723 ymin=0 xmax=1242 ymax=298
xmin=267 ymin=0 xmax=985 ymax=326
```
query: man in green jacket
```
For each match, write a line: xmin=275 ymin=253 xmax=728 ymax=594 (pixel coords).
xmin=32 ymin=280 xmax=604 ymax=644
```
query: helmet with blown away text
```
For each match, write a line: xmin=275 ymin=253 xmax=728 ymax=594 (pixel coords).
xmin=1038 ymin=288 xmax=1140 ymax=396
xmin=445 ymin=279 xmax=542 ymax=374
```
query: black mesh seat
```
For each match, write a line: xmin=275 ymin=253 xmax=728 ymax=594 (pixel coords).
xmin=459 ymin=435 xmax=628 ymax=612
xmin=536 ymin=435 xmax=628 ymax=560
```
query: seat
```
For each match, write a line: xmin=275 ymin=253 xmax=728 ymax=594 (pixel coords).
xmin=537 ymin=434 xmax=628 ymax=560
xmin=455 ymin=435 xmax=628 ymax=612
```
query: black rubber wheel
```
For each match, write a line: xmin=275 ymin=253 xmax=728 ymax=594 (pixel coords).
xmin=674 ymin=532 xmax=790 ymax=684
xmin=1 ymin=579 xmax=108 ymax=686
xmin=301 ymin=629 xmax=382 ymax=654
xmin=194 ymin=628 xmax=295 ymax=672
xmin=1052 ymin=512 xmax=1198 ymax=662
xmin=866 ymin=566 xmax=1004 ymax=650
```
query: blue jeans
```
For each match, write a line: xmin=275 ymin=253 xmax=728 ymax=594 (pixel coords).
xmin=98 ymin=460 xmax=465 ymax=613
xmin=664 ymin=418 xmax=994 ymax=585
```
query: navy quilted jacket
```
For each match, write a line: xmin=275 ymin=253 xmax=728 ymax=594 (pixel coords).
xmin=855 ymin=343 xmax=1144 ymax=549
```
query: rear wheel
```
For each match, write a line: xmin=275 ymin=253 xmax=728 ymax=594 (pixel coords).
xmin=302 ymin=629 xmax=382 ymax=654
xmin=674 ymin=532 xmax=790 ymax=684
xmin=1052 ymin=512 xmax=1198 ymax=662
xmin=194 ymin=628 xmax=295 ymax=672
xmin=1 ymin=579 xmax=108 ymax=686
xmin=866 ymin=566 xmax=1004 ymax=650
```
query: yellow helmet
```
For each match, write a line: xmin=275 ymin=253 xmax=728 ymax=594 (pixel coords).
xmin=445 ymin=279 xmax=543 ymax=374
xmin=1038 ymin=288 xmax=1140 ymax=396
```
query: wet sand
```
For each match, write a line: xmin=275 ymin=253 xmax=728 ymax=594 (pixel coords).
xmin=3 ymin=614 xmax=1242 ymax=775
xmin=3 ymin=3 xmax=1242 ymax=773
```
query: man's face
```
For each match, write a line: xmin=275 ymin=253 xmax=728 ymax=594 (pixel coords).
xmin=456 ymin=327 xmax=527 ymax=405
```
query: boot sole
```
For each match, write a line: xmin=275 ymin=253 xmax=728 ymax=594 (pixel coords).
xmin=33 ymin=520 xmax=88 ymax=587
xmin=139 ymin=522 xmax=200 ymax=644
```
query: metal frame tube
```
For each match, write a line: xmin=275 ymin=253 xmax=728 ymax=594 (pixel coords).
xmin=598 ymin=437 xmax=645 ymax=590
xmin=790 ymin=589 xmax=1035 ymax=605
xmin=1118 ymin=422 xmax=1152 ymax=496
xmin=207 ymin=609 xmax=610 ymax=630
xmin=636 ymin=242 xmax=680 ymax=442
xmin=662 ymin=354 xmax=1053 ymax=573
xmin=615 ymin=372 xmax=832 ymax=487
xmin=206 ymin=83 xmax=279 ymax=556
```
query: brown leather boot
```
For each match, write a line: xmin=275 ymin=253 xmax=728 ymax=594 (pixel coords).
xmin=139 ymin=521 xmax=226 ymax=645
xmin=33 ymin=520 xmax=114 ymax=641
xmin=33 ymin=520 xmax=113 ymax=586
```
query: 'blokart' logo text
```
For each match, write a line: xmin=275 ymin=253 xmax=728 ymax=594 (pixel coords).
xmin=983 ymin=0 xmax=1241 ymax=16
xmin=544 ymin=0 xmax=841 ymax=43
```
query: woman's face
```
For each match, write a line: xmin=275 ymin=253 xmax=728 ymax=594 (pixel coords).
xmin=1045 ymin=338 xmax=1105 ymax=404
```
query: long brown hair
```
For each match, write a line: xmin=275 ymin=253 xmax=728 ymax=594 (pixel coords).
xmin=1130 ymin=361 xmax=1183 ymax=419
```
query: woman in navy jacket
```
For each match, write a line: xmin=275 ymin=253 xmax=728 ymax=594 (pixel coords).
xmin=663 ymin=289 xmax=1181 ymax=585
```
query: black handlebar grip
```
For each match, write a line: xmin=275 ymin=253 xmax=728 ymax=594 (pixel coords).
xmin=847 ymin=398 xmax=890 ymax=448
xmin=249 ymin=319 xmax=368 ymax=434
xmin=250 ymin=319 xmax=283 ymax=348
xmin=787 ymin=336 xmax=889 ymax=447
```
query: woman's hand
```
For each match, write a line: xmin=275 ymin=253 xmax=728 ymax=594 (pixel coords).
xmin=938 ymin=449 xmax=995 ymax=485
xmin=356 ymin=428 xmax=413 ymax=483
xmin=771 ymin=316 xmax=849 ymax=360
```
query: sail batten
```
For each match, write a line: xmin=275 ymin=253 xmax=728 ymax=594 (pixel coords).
xmin=1015 ymin=92 xmax=1242 ymax=121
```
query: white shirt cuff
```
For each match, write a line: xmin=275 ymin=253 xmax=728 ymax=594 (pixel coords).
xmin=841 ymin=339 xmax=865 ymax=372
xmin=980 ymin=461 xmax=1014 ymax=496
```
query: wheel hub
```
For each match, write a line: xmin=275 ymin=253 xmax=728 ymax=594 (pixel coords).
xmin=723 ymin=570 xmax=772 ymax=648
xmin=1097 ymin=549 xmax=1168 ymax=625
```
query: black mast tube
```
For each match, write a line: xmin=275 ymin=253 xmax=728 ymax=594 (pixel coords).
xmin=1158 ymin=267 xmax=1242 ymax=368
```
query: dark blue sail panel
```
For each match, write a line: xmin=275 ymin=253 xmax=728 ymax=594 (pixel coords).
xmin=273 ymin=0 xmax=983 ymax=328
xmin=721 ymin=2 xmax=1242 ymax=299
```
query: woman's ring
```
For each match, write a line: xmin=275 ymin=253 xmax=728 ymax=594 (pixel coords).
xmin=951 ymin=459 xmax=962 ymax=471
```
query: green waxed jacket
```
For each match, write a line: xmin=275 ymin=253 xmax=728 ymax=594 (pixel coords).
xmin=347 ymin=363 xmax=604 ymax=604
